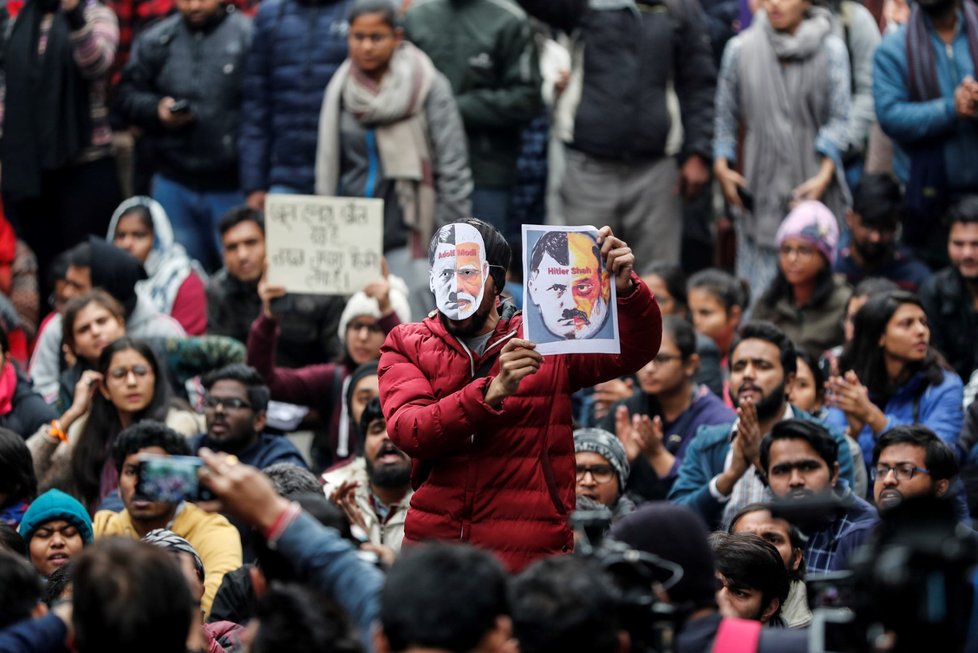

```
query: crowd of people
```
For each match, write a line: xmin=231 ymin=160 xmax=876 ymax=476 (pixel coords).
xmin=1 ymin=0 xmax=978 ymax=649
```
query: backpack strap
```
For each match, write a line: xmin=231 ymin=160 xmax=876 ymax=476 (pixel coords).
xmin=711 ymin=618 xmax=763 ymax=653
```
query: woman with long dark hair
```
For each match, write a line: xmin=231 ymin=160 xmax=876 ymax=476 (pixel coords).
xmin=826 ymin=290 xmax=964 ymax=465
xmin=752 ymin=201 xmax=851 ymax=358
xmin=28 ymin=337 xmax=200 ymax=508
xmin=51 ymin=290 xmax=244 ymax=413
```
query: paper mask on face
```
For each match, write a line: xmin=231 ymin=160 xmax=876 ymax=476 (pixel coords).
xmin=429 ymin=223 xmax=489 ymax=321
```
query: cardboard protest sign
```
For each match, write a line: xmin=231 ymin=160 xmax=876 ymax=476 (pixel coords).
xmin=265 ymin=195 xmax=383 ymax=295
xmin=522 ymin=225 xmax=620 ymax=355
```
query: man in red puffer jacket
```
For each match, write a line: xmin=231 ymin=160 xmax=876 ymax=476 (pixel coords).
xmin=379 ymin=218 xmax=661 ymax=572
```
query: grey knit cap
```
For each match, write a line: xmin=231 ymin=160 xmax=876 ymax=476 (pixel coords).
xmin=573 ymin=427 xmax=630 ymax=489
xmin=142 ymin=528 xmax=205 ymax=582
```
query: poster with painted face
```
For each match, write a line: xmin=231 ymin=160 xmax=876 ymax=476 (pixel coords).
xmin=523 ymin=225 xmax=620 ymax=355
xmin=429 ymin=223 xmax=489 ymax=321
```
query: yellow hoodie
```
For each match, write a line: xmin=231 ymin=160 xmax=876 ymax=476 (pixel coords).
xmin=93 ymin=502 xmax=243 ymax=617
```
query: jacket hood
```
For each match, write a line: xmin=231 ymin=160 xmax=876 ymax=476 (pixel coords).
xmin=88 ymin=237 xmax=148 ymax=318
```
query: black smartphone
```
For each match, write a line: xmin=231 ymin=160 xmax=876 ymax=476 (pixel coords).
xmin=169 ymin=99 xmax=191 ymax=114
xmin=136 ymin=454 xmax=213 ymax=503
xmin=736 ymin=185 xmax=754 ymax=212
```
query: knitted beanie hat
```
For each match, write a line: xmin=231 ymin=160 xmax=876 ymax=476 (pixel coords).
xmin=573 ymin=428 xmax=630 ymax=490
xmin=338 ymin=274 xmax=412 ymax=343
xmin=19 ymin=489 xmax=94 ymax=544
xmin=775 ymin=200 xmax=840 ymax=265
xmin=142 ymin=528 xmax=205 ymax=582
xmin=611 ymin=503 xmax=717 ymax=612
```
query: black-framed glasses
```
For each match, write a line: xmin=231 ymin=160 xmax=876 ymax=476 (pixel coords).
xmin=778 ymin=244 xmax=818 ymax=260
xmin=576 ymin=465 xmax=616 ymax=484
xmin=203 ymin=396 xmax=252 ymax=411
xmin=346 ymin=321 xmax=383 ymax=334
xmin=108 ymin=364 xmax=151 ymax=379
xmin=871 ymin=463 xmax=930 ymax=481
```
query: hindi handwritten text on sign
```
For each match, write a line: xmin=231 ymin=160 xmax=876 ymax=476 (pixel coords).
xmin=265 ymin=195 xmax=383 ymax=295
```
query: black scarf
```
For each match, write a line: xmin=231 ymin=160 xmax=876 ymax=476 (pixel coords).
xmin=907 ymin=1 xmax=978 ymax=101
xmin=902 ymin=1 xmax=978 ymax=235
xmin=1 ymin=0 xmax=92 ymax=200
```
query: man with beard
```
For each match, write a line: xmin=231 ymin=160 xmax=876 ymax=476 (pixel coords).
xmin=190 ymin=364 xmax=308 ymax=470
xmin=872 ymin=424 xmax=957 ymax=512
xmin=379 ymin=218 xmax=661 ymax=571
xmin=760 ymin=419 xmax=878 ymax=574
xmin=669 ymin=321 xmax=855 ymax=529
xmin=874 ymin=0 xmax=978 ymax=268
xmin=920 ymin=197 xmax=978 ymax=381
xmin=323 ymin=397 xmax=412 ymax=554
xmin=527 ymin=230 xmax=611 ymax=341
xmin=833 ymin=174 xmax=930 ymax=292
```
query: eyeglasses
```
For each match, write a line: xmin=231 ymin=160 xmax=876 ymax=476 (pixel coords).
xmin=347 ymin=321 xmax=383 ymax=334
xmin=108 ymin=364 xmax=151 ymax=379
xmin=871 ymin=463 xmax=930 ymax=481
xmin=203 ymin=396 xmax=252 ymax=411
xmin=778 ymin=245 xmax=818 ymax=260
xmin=576 ymin=465 xmax=616 ymax=484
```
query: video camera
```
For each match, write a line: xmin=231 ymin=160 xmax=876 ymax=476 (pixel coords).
xmin=772 ymin=496 xmax=978 ymax=653
xmin=570 ymin=508 xmax=683 ymax=653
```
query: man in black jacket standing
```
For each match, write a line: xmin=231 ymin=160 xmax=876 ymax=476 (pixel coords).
xmin=116 ymin=0 xmax=252 ymax=272
xmin=554 ymin=0 xmax=716 ymax=271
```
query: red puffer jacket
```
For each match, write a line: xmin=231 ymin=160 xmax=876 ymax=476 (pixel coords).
xmin=378 ymin=275 xmax=661 ymax=571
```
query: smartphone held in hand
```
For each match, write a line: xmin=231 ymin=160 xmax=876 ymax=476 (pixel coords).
xmin=136 ymin=454 xmax=214 ymax=503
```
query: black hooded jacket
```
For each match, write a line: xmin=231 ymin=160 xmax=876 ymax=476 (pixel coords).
xmin=87 ymin=237 xmax=148 ymax=318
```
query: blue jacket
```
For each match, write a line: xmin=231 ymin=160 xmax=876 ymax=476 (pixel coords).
xmin=873 ymin=15 xmax=978 ymax=192
xmin=667 ymin=407 xmax=856 ymax=528
xmin=191 ymin=432 xmax=309 ymax=470
xmin=826 ymin=370 xmax=964 ymax=465
xmin=277 ymin=512 xmax=383 ymax=650
xmin=239 ymin=0 xmax=354 ymax=194
xmin=0 ymin=613 xmax=68 ymax=653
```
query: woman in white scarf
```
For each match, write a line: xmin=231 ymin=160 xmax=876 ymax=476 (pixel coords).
xmin=315 ymin=0 xmax=472 ymax=321
xmin=107 ymin=197 xmax=209 ymax=335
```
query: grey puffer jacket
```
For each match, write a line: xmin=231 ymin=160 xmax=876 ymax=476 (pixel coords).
xmin=116 ymin=9 xmax=252 ymax=190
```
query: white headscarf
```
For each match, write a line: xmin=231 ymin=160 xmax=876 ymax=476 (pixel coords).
xmin=106 ymin=197 xmax=207 ymax=316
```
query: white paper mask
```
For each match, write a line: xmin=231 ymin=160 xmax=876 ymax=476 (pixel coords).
xmin=429 ymin=223 xmax=488 ymax=321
